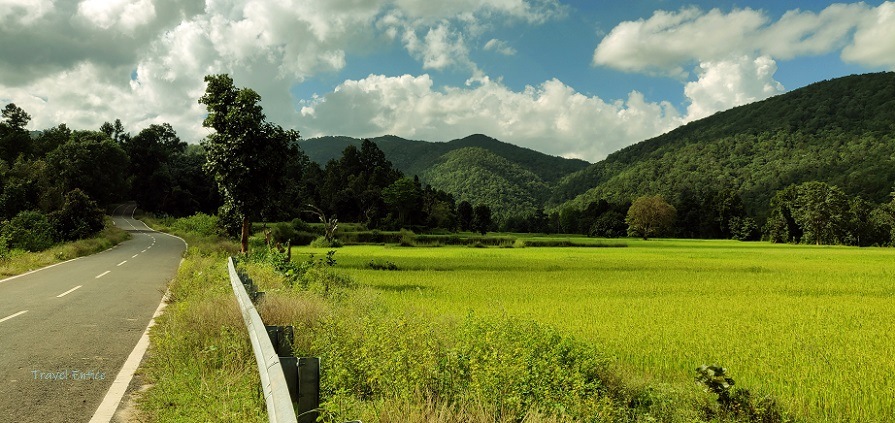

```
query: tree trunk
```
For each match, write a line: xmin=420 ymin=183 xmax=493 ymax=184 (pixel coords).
xmin=241 ymin=215 xmax=250 ymax=253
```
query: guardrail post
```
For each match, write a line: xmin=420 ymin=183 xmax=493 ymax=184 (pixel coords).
xmin=297 ymin=357 xmax=320 ymax=423
xmin=266 ymin=325 xmax=319 ymax=420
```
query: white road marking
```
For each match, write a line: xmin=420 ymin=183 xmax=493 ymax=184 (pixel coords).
xmin=141 ymin=249 xmax=147 ymax=253
xmin=56 ymin=285 xmax=83 ymax=298
xmin=117 ymin=261 xmax=127 ymax=266
xmin=132 ymin=254 xmax=139 ymax=258
xmin=0 ymin=310 xmax=28 ymax=323
xmin=89 ymin=290 xmax=171 ymax=423
xmin=96 ymin=271 xmax=111 ymax=279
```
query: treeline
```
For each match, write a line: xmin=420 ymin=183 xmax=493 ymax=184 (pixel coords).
xmin=0 ymin=103 xmax=218 ymax=252
xmin=0 ymin=97 xmax=504 ymax=253
xmin=547 ymin=180 xmax=895 ymax=246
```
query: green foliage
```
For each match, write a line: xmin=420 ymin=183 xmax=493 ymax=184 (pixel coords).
xmin=311 ymin=236 xmax=343 ymax=248
xmin=367 ymin=259 xmax=398 ymax=270
xmin=762 ymin=181 xmax=883 ymax=246
xmin=216 ymin=204 xmax=244 ymax=239
xmin=45 ymin=131 xmax=130 ymax=206
xmin=398 ymin=228 xmax=416 ymax=247
xmin=0 ymin=103 xmax=33 ymax=163
xmin=696 ymin=365 xmax=785 ymax=422
xmin=270 ymin=221 xmax=297 ymax=244
xmin=315 ymin=311 xmax=620 ymax=421
xmin=728 ymin=216 xmax=760 ymax=241
xmin=556 ymin=72 xmax=895 ymax=224
xmin=169 ymin=213 xmax=223 ymax=238
xmin=382 ymin=177 xmax=420 ymax=225
xmin=290 ymin=217 xmax=311 ymax=232
xmin=200 ymin=74 xmax=302 ymax=252
xmin=472 ymin=203 xmax=492 ymax=235
xmin=50 ymin=189 xmax=105 ymax=241
xmin=1 ymin=210 xmax=57 ymax=251
xmin=626 ymin=195 xmax=676 ymax=240
xmin=422 ymin=147 xmax=549 ymax=222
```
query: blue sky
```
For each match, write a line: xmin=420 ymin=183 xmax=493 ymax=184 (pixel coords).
xmin=1 ymin=0 xmax=893 ymax=161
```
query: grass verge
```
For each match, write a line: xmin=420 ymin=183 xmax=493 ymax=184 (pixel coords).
xmin=0 ymin=219 xmax=129 ymax=278
xmin=133 ymin=219 xmax=266 ymax=422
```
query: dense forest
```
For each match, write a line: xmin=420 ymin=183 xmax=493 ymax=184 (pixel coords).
xmin=2 ymin=71 xmax=894 ymax=252
xmin=552 ymin=72 xmax=895 ymax=216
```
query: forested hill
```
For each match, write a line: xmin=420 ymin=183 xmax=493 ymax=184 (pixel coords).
xmin=299 ymin=134 xmax=590 ymax=184
xmin=552 ymin=71 xmax=895 ymax=217
xmin=420 ymin=147 xmax=550 ymax=220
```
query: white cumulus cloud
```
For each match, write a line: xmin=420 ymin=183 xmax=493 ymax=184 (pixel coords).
xmin=842 ymin=1 xmax=895 ymax=69
xmin=684 ymin=55 xmax=785 ymax=121
xmin=594 ymin=2 xmax=895 ymax=74
xmin=75 ymin=0 xmax=156 ymax=34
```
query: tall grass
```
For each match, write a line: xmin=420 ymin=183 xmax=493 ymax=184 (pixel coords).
xmin=293 ymin=240 xmax=895 ymax=423
xmin=131 ymin=216 xmax=265 ymax=422
xmin=135 ymin=245 xmax=267 ymax=422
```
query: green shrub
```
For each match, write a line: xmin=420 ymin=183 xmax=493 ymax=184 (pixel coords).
xmin=398 ymin=229 xmax=415 ymax=247
xmin=270 ymin=221 xmax=297 ymax=244
xmin=50 ymin=189 xmax=105 ymax=241
xmin=2 ymin=211 xmax=57 ymax=251
xmin=216 ymin=205 xmax=243 ymax=238
xmin=170 ymin=213 xmax=222 ymax=237
xmin=291 ymin=231 xmax=318 ymax=246
xmin=0 ymin=236 xmax=8 ymax=261
xmin=310 ymin=236 xmax=342 ymax=248
xmin=314 ymin=312 xmax=616 ymax=420
xmin=696 ymin=365 xmax=785 ymax=422
xmin=367 ymin=259 xmax=398 ymax=270
xmin=291 ymin=218 xmax=312 ymax=233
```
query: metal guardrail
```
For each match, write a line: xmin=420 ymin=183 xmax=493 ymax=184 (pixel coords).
xmin=228 ymin=257 xmax=301 ymax=423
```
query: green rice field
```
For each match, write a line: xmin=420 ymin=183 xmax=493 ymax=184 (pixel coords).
xmin=294 ymin=239 xmax=895 ymax=422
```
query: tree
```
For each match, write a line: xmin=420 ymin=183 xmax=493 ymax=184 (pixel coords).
xmin=764 ymin=185 xmax=801 ymax=243
xmin=382 ymin=177 xmax=420 ymax=225
xmin=458 ymin=201 xmax=473 ymax=231
xmin=45 ymin=131 xmax=130 ymax=206
xmin=122 ymin=123 xmax=187 ymax=213
xmin=49 ymin=189 xmax=105 ymax=241
xmin=790 ymin=181 xmax=849 ymax=245
xmin=626 ymin=195 xmax=676 ymax=240
xmin=199 ymin=74 xmax=301 ymax=253
xmin=0 ymin=103 xmax=33 ymax=163
xmin=472 ymin=204 xmax=492 ymax=235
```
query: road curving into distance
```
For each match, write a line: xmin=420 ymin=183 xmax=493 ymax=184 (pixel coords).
xmin=0 ymin=203 xmax=186 ymax=423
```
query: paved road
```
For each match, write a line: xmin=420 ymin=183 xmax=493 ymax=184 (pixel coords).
xmin=0 ymin=204 xmax=185 ymax=423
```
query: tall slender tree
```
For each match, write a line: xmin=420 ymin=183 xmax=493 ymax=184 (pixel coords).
xmin=199 ymin=74 xmax=301 ymax=253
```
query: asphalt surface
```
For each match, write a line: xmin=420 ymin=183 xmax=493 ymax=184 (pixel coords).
xmin=0 ymin=204 xmax=185 ymax=422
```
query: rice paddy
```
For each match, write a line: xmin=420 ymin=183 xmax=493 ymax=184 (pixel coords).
xmin=293 ymin=239 xmax=895 ymax=422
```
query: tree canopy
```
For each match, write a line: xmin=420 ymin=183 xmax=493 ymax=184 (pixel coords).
xmin=199 ymin=74 xmax=302 ymax=252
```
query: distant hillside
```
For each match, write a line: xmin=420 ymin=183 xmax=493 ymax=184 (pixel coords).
xmin=553 ymin=72 xmax=895 ymax=218
xmin=421 ymin=147 xmax=550 ymax=219
xmin=299 ymin=134 xmax=589 ymax=184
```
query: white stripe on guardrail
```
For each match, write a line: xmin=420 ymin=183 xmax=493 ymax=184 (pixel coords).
xmin=228 ymin=257 xmax=298 ymax=423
